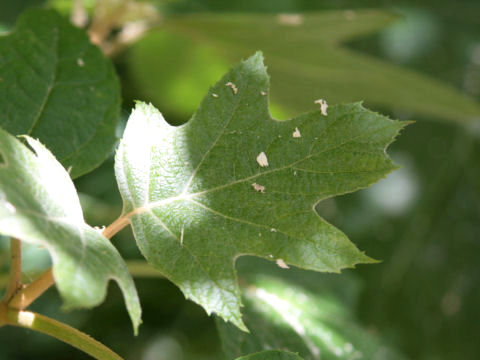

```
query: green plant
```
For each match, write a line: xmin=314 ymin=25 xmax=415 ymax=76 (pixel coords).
xmin=0 ymin=3 xmax=478 ymax=360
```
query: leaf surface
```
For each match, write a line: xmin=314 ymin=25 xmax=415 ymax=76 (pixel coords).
xmin=115 ymin=53 xmax=406 ymax=329
xmin=217 ymin=265 xmax=404 ymax=360
xmin=0 ymin=9 xmax=120 ymax=178
xmin=0 ymin=128 xmax=141 ymax=333
xmin=152 ymin=11 xmax=480 ymax=123
xmin=236 ymin=350 xmax=304 ymax=360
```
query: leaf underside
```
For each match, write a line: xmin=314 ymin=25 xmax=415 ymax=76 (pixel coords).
xmin=115 ymin=52 xmax=407 ymax=330
xmin=0 ymin=9 xmax=120 ymax=178
xmin=0 ymin=128 xmax=141 ymax=334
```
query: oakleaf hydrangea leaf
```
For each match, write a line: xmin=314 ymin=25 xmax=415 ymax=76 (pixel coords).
xmin=115 ymin=52 xmax=407 ymax=330
xmin=0 ymin=127 xmax=141 ymax=334
xmin=0 ymin=9 xmax=120 ymax=178
xmin=236 ymin=350 xmax=304 ymax=360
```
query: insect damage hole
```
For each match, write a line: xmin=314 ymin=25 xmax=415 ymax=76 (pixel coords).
xmin=314 ymin=99 xmax=328 ymax=116
xmin=212 ymin=93 xmax=219 ymax=98
xmin=77 ymin=58 xmax=85 ymax=67
xmin=252 ymin=183 xmax=266 ymax=193
xmin=225 ymin=82 xmax=238 ymax=94
xmin=292 ymin=127 xmax=301 ymax=138
xmin=180 ymin=226 xmax=184 ymax=245
xmin=256 ymin=152 xmax=269 ymax=167
xmin=276 ymin=259 xmax=289 ymax=269
xmin=277 ymin=14 xmax=304 ymax=26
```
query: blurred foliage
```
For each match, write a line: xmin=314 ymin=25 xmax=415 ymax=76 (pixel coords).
xmin=1 ymin=0 xmax=480 ymax=360
xmin=217 ymin=258 xmax=404 ymax=360
xmin=159 ymin=12 xmax=480 ymax=124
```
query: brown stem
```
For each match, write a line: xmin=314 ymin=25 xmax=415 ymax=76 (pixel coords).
xmin=102 ymin=216 xmax=130 ymax=239
xmin=8 ymin=268 xmax=54 ymax=310
xmin=2 ymin=238 xmax=22 ymax=302
xmin=6 ymin=216 xmax=130 ymax=309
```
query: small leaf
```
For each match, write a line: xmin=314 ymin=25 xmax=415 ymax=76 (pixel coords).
xmin=0 ymin=127 xmax=141 ymax=334
xmin=236 ymin=350 xmax=304 ymax=360
xmin=115 ymin=52 xmax=407 ymax=329
xmin=0 ymin=9 xmax=121 ymax=178
xmin=217 ymin=267 xmax=404 ymax=360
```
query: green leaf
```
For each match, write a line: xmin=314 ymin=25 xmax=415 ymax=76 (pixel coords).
xmin=153 ymin=11 xmax=480 ymax=123
xmin=217 ymin=267 xmax=404 ymax=360
xmin=115 ymin=52 xmax=406 ymax=330
xmin=236 ymin=350 xmax=304 ymax=360
xmin=0 ymin=127 xmax=141 ymax=334
xmin=0 ymin=8 xmax=121 ymax=178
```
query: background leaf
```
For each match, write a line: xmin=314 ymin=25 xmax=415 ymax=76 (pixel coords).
xmin=0 ymin=127 xmax=141 ymax=333
xmin=0 ymin=8 xmax=121 ymax=178
xmin=216 ymin=258 xmax=404 ymax=360
xmin=115 ymin=53 xmax=406 ymax=330
xmin=125 ymin=10 xmax=480 ymax=124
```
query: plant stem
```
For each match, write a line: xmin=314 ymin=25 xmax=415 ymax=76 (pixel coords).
xmin=126 ymin=260 xmax=164 ymax=278
xmin=102 ymin=216 xmax=130 ymax=239
xmin=2 ymin=238 xmax=22 ymax=302
xmin=9 ymin=268 xmax=54 ymax=310
xmin=5 ymin=308 xmax=124 ymax=360
xmin=7 ymin=218 xmax=130 ymax=309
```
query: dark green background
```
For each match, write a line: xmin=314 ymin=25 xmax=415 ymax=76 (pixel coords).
xmin=1 ymin=0 xmax=479 ymax=359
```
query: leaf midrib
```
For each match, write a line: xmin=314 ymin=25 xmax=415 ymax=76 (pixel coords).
xmin=26 ymin=26 xmax=59 ymax=136
xmin=122 ymin=120 xmax=393 ymax=240
xmin=179 ymin=67 xmax=251 ymax=196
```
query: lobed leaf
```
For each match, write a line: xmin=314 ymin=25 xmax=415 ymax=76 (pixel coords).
xmin=115 ymin=52 xmax=407 ymax=329
xmin=0 ymin=9 xmax=120 ymax=178
xmin=0 ymin=127 xmax=141 ymax=333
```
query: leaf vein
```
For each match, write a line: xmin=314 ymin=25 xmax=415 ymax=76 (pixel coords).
xmin=180 ymin=72 xmax=251 ymax=195
xmin=27 ymin=26 xmax=59 ymax=136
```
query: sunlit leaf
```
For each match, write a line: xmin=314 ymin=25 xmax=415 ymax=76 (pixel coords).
xmin=217 ymin=267 xmax=404 ymax=360
xmin=0 ymin=127 xmax=141 ymax=333
xmin=115 ymin=52 xmax=406 ymax=329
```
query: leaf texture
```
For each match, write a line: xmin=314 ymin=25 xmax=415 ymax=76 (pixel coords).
xmin=0 ymin=9 xmax=120 ymax=178
xmin=0 ymin=128 xmax=141 ymax=333
xmin=115 ymin=52 xmax=407 ymax=329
